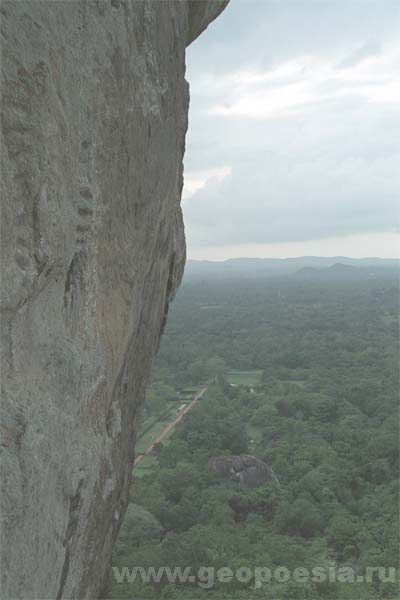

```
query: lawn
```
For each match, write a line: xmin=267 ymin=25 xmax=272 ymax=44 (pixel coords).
xmin=179 ymin=386 xmax=201 ymax=395
xmin=135 ymin=421 xmax=170 ymax=454
xmin=226 ymin=369 xmax=263 ymax=386
xmin=134 ymin=387 xmax=204 ymax=470
xmin=134 ymin=454 xmax=158 ymax=476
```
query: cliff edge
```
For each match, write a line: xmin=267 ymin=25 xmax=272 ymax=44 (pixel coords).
xmin=0 ymin=1 xmax=228 ymax=597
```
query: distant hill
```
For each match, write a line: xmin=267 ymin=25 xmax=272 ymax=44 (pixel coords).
xmin=327 ymin=262 xmax=358 ymax=271
xmin=293 ymin=261 xmax=399 ymax=280
xmin=184 ymin=257 xmax=399 ymax=280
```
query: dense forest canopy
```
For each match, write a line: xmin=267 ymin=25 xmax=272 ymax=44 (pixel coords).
xmin=111 ymin=260 xmax=399 ymax=600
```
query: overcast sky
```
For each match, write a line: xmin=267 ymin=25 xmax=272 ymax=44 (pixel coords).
xmin=182 ymin=0 xmax=400 ymax=260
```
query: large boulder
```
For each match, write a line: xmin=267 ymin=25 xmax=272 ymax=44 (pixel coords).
xmin=209 ymin=455 xmax=278 ymax=487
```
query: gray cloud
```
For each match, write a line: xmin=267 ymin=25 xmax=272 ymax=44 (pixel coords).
xmin=337 ymin=39 xmax=382 ymax=69
xmin=183 ymin=0 xmax=400 ymax=257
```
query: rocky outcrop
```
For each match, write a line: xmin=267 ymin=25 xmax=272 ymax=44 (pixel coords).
xmin=0 ymin=1 xmax=229 ymax=598
xmin=209 ymin=455 xmax=278 ymax=487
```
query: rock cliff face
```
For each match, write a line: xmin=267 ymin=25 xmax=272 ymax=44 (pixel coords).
xmin=0 ymin=2 xmax=228 ymax=598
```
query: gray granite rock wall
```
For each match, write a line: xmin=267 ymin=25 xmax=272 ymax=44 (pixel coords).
xmin=0 ymin=2 xmax=228 ymax=597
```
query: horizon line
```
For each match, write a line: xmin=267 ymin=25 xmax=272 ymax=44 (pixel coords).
xmin=187 ymin=255 xmax=400 ymax=263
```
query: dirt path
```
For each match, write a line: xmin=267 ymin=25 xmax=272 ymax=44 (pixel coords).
xmin=134 ymin=386 xmax=207 ymax=466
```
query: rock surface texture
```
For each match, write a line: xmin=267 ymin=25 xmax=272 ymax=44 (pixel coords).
xmin=209 ymin=455 xmax=278 ymax=487
xmin=0 ymin=1 xmax=228 ymax=598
